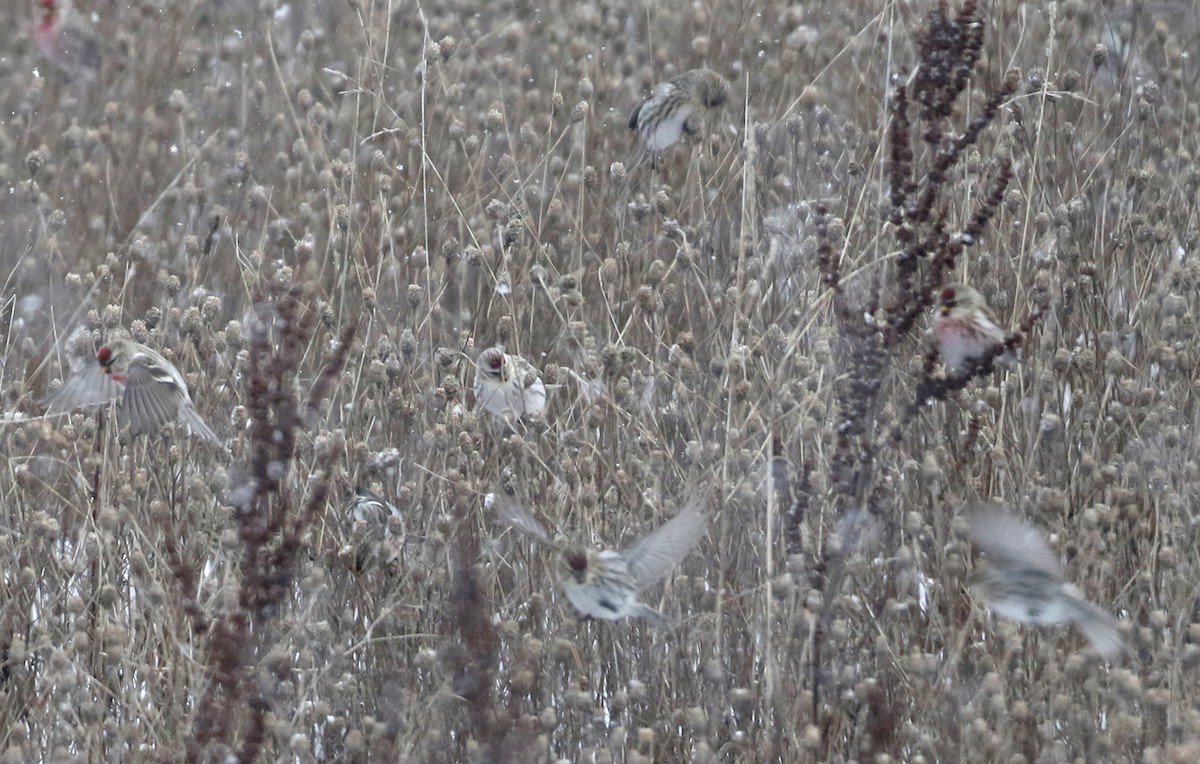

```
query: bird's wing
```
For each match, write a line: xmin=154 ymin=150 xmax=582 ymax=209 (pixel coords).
xmin=117 ymin=359 xmax=188 ymax=436
xmin=1066 ymin=596 xmax=1125 ymax=660
xmin=623 ymin=498 xmax=709 ymax=588
xmin=965 ymin=505 xmax=1061 ymax=577
xmin=628 ymin=98 xmax=646 ymax=129
xmin=176 ymin=404 xmax=222 ymax=445
xmin=130 ymin=357 xmax=222 ymax=443
xmin=487 ymin=492 xmax=554 ymax=546
xmin=349 ymin=487 xmax=404 ymax=533
xmin=43 ymin=365 xmax=123 ymax=413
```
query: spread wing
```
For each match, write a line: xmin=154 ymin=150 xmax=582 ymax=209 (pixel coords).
xmin=965 ymin=504 xmax=1061 ymax=578
xmin=623 ymin=497 xmax=709 ymax=588
xmin=43 ymin=365 xmax=122 ymax=414
xmin=119 ymin=360 xmax=221 ymax=444
xmin=176 ymin=404 xmax=221 ymax=444
xmin=487 ymin=492 xmax=554 ymax=546
xmin=117 ymin=359 xmax=188 ymax=436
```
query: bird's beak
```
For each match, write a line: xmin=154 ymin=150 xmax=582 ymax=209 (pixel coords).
xmin=939 ymin=304 xmax=950 ymax=316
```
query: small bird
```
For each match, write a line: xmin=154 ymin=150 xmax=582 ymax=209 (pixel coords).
xmin=932 ymin=283 xmax=1012 ymax=374
xmin=965 ymin=505 xmax=1124 ymax=660
xmin=32 ymin=0 xmax=100 ymax=81
xmin=44 ymin=338 xmax=222 ymax=445
xmin=472 ymin=346 xmax=548 ymax=422
xmin=345 ymin=486 xmax=407 ymax=571
xmin=628 ymin=68 xmax=730 ymax=168
xmin=348 ymin=485 xmax=403 ymax=531
xmin=489 ymin=492 xmax=709 ymax=620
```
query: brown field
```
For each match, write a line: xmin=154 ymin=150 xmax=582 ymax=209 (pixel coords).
xmin=2 ymin=0 xmax=1198 ymax=760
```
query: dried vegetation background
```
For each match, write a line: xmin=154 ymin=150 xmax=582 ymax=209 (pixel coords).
xmin=1 ymin=0 xmax=1198 ymax=761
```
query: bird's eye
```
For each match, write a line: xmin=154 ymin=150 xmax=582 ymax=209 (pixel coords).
xmin=567 ymin=552 xmax=588 ymax=572
xmin=97 ymin=346 xmax=112 ymax=364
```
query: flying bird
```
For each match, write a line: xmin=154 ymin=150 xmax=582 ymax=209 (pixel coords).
xmin=489 ymin=492 xmax=709 ymax=620
xmin=44 ymin=338 xmax=222 ymax=445
xmin=965 ymin=504 xmax=1124 ymax=660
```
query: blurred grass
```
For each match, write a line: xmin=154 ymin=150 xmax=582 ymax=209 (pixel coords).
xmin=1 ymin=0 xmax=1199 ymax=761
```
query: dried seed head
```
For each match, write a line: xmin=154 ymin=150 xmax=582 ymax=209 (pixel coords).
xmin=486 ymin=109 xmax=504 ymax=132
xmin=25 ymin=150 xmax=44 ymax=177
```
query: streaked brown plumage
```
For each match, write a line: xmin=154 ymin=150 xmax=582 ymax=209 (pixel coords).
xmin=44 ymin=338 xmax=221 ymax=445
xmin=345 ymin=486 xmax=408 ymax=571
xmin=932 ymin=283 xmax=1012 ymax=373
xmin=628 ymin=68 xmax=729 ymax=167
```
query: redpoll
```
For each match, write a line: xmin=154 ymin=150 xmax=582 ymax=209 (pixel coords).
xmin=348 ymin=485 xmax=402 ymax=530
xmin=345 ymin=486 xmax=406 ymax=571
xmin=932 ymin=283 xmax=1012 ymax=374
xmin=490 ymin=493 xmax=709 ymax=620
xmin=628 ymin=68 xmax=730 ymax=167
xmin=965 ymin=505 xmax=1124 ymax=660
xmin=44 ymin=338 xmax=222 ymax=445
xmin=32 ymin=0 xmax=100 ymax=81
xmin=472 ymin=346 xmax=548 ymax=422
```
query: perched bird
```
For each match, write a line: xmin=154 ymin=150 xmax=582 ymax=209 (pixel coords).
xmin=932 ymin=283 xmax=1012 ymax=374
xmin=628 ymin=68 xmax=730 ymax=167
xmin=345 ymin=486 xmax=407 ymax=571
xmin=44 ymin=338 xmax=222 ymax=445
xmin=32 ymin=0 xmax=100 ymax=81
xmin=348 ymin=485 xmax=403 ymax=531
xmin=489 ymin=492 xmax=709 ymax=620
xmin=965 ymin=505 xmax=1124 ymax=660
xmin=472 ymin=346 xmax=548 ymax=422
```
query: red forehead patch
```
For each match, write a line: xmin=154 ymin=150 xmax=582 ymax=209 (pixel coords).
xmin=567 ymin=552 xmax=588 ymax=572
xmin=97 ymin=346 xmax=113 ymax=364
xmin=488 ymin=354 xmax=503 ymax=370
xmin=940 ymin=287 xmax=956 ymax=302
